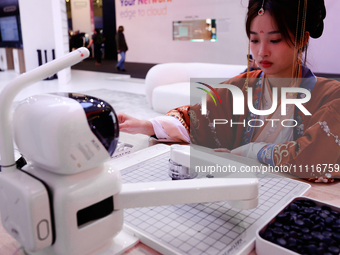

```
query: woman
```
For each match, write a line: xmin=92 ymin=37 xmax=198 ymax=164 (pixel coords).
xmin=116 ymin=26 xmax=128 ymax=72
xmin=118 ymin=0 xmax=340 ymax=183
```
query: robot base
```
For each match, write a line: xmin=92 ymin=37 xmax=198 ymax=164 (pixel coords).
xmin=22 ymin=163 xmax=127 ymax=255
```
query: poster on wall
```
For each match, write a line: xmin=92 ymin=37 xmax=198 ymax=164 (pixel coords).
xmin=173 ymin=19 xmax=216 ymax=42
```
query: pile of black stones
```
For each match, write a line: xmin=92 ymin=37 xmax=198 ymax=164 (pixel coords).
xmin=259 ymin=198 xmax=340 ymax=255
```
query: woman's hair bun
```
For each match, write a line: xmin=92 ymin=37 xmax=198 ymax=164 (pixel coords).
xmin=306 ymin=0 xmax=326 ymax=38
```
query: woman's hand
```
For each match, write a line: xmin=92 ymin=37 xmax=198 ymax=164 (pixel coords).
xmin=214 ymin=148 xmax=242 ymax=156
xmin=214 ymin=143 xmax=267 ymax=158
xmin=214 ymin=148 xmax=231 ymax=153
xmin=117 ymin=112 xmax=155 ymax=136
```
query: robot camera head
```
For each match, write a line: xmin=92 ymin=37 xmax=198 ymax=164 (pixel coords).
xmin=13 ymin=93 xmax=119 ymax=175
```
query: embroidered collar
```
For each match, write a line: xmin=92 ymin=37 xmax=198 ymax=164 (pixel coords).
xmin=241 ymin=66 xmax=317 ymax=145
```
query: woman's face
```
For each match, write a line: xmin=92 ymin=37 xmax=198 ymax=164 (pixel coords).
xmin=249 ymin=12 xmax=298 ymax=78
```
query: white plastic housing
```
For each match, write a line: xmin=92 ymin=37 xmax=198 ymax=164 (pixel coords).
xmin=13 ymin=94 xmax=111 ymax=175
xmin=0 ymin=171 xmax=52 ymax=252
xmin=114 ymin=174 xmax=259 ymax=210
xmin=170 ymin=144 xmax=190 ymax=166
xmin=23 ymin=163 xmax=123 ymax=255
xmin=0 ymin=47 xmax=90 ymax=173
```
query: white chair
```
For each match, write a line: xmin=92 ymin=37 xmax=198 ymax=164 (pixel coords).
xmin=145 ymin=62 xmax=247 ymax=113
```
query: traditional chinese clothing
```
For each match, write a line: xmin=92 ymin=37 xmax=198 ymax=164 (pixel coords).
xmin=156 ymin=66 xmax=340 ymax=182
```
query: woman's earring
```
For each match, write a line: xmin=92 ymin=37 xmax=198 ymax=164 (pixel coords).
xmin=245 ymin=39 xmax=251 ymax=92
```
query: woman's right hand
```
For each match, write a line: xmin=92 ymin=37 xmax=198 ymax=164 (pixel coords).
xmin=117 ymin=112 xmax=155 ymax=136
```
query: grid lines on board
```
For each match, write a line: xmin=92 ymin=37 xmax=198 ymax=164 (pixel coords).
xmin=122 ymin=152 xmax=310 ymax=255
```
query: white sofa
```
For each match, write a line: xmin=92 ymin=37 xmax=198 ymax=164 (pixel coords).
xmin=145 ymin=63 xmax=247 ymax=113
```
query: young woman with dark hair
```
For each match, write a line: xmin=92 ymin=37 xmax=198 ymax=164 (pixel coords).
xmin=118 ymin=0 xmax=340 ymax=183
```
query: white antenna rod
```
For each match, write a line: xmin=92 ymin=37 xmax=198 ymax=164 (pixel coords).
xmin=0 ymin=48 xmax=90 ymax=173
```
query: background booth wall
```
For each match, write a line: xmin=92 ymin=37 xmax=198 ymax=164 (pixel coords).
xmin=116 ymin=0 xmax=340 ymax=75
xmin=19 ymin=0 xmax=71 ymax=83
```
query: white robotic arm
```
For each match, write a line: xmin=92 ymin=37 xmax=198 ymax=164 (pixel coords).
xmin=114 ymin=176 xmax=258 ymax=209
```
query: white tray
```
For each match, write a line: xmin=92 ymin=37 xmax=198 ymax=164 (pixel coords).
xmin=256 ymin=196 xmax=340 ymax=255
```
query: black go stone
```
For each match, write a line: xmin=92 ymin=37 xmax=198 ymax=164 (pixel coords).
xmin=290 ymin=211 xmax=298 ymax=216
xmin=303 ymin=234 xmax=313 ymax=241
xmin=263 ymin=230 xmax=273 ymax=239
xmin=305 ymin=208 xmax=314 ymax=214
xmin=289 ymin=230 xmax=300 ymax=239
xmin=333 ymin=224 xmax=340 ymax=230
xmin=295 ymin=219 xmax=305 ymax=226
xmin=305 ymin=200 xmax=316 ymax=207
xmin=260 ymin=198 xmax=340 ymax=254
xmin=330 ymin=214 xmax=338 ymax=219
xmin=314 ymin=216 xmax=321 ymax=222
xmin=331 ymin=210 xmax=339 ymax=217
xmin=291 ymin=225 xmax=301 ymax=232
xmin=311 ymin=231 xmax=321 ymax=236
xmin=283 ymin=232 xmax=289 ymax=239
xmin=276 ymin=212 xmax=288 ymax=222
xmin=289 ymin=203 xmax=299 ymax=211
xmin=290 ymin=215 xmax=298 ymax=224
xmin=272 ymin=227 xmax=284 ymax=236
xmin=267 ymin=222 xmax=275 ymax=229
xmin=276 ymin=238 xmax=287 ymax=246
xmin=319 ymin=222 xmax=325 ymax=231
xmin=303 ymin=218 xmax=314 ymax=227
xmin=314 ymin=206 xmax=322 ymax=212
xmin=315 ymin=234 xmax=325 ymax=241
xmin=328 ymin=246 xmax=340 ymax=254
xmin=283 ymin=225 xmax=290 ymax=231
xmin=287 ymin=237 xmax=297 ymax=247
xmin=322 ymin=210 xmax=331 ymax=215
xmin=320 ymin=212 xmax=329 ymax=218
xmin=307 ymin=244 xmax=317 ymax=254
xmin=298 ymin=213 xmax=307 ymax=218
xmin=322 ymin=231 xmax=332 ymax=238
xmin=301 ymin=227 xmax=310 ymax=234
xmin=273 ymin=222 xmax=283 ymax=228
xmin=325 ymin=217 xmax=334 ymax=225
xmin=312 ymin=224 xmax=322 ymax=231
